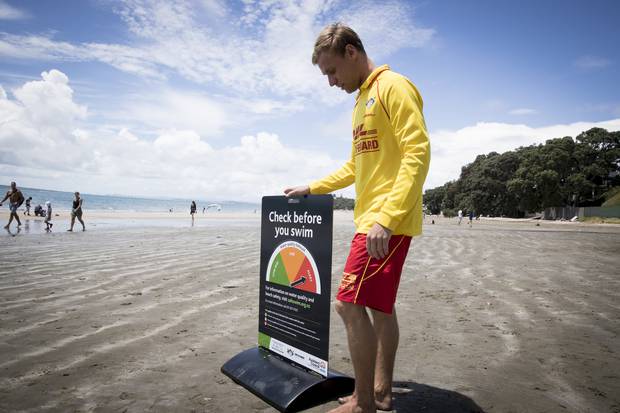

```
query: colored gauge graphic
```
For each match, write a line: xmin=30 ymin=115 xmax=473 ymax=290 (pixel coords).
xmin=266 ymin=241 xmax=321 ymax=294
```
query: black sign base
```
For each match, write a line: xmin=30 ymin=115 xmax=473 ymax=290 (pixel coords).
xmin=221 ymin=347 xmax=355 ymax=412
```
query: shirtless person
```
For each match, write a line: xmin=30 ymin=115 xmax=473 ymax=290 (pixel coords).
xmin=0 ymin=182 xmax=25 ymax=229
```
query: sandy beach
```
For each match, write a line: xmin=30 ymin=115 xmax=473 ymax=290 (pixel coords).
xmin=1 ymin=213 xmax=619 ymax=412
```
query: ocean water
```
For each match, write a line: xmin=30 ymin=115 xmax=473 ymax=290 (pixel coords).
xmin=0 ymin=185 xmax=259 ymax=213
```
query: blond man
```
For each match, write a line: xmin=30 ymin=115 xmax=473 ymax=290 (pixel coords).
xmin=285 ymin=23 xmax=430 ymax=413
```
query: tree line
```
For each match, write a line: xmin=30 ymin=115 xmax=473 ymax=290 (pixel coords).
xmin=423 ymin=127 xmax=620 ymax=217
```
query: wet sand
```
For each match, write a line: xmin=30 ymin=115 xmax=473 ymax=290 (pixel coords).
xmin=1 ymin=215 xmax=619 ymax=412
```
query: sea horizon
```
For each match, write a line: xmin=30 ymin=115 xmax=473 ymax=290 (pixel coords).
xmin=0 ymin=185 xmax=260 ymax=214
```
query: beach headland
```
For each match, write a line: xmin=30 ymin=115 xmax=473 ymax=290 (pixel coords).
xmin=1 ymin=214 xmax=619 ymax=412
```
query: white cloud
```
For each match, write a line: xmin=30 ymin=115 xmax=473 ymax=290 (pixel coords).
xmin=0 ymin=69 xmax=347 ymax=202
xmin=0 ymin=0 xmax=433 ymax=103
xmin=99 ymin=90 xmax=308 ymax=138
xmin=427 ymin=119 xmax=620 ymax=189
xmin=0 ymin=33 xmax=164 ymax=79
xmin=574 ymin=55 xmax=611 ymax=70
xmin=116 ymin=90 xmax=230 ymax=137
xmin=0 ymin=69 xmax=87 ymax=170
xmin=200 ymin=0 xmax=228 ymax=17
xmin=4 ymin=70 xmax=619 ymax=203
xmin=339 ymin=0 xmax=435 ymax=58
xmin=0 ymin=0 xmax=28 ymax=20
xmin=509 ymin=108 xmax=537 ymax=116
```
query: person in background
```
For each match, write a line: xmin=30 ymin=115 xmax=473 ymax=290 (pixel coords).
xmin=468 ymin=210 xmax=474 ymax=228
xmin=0 ymin=181 xmax=25 ymax=229
xmin=24 ymin=196 xmax=32 ymax=216
xmin=457 ymin=209 xmax=463 ymax=225
xmin=44 ymin=201 xmax=53 ymax=231
xmin=190 ymin=200 xmax=197 ymax=225
xmin=34 ymin=204 xmax=44 ymax=217
xmin=68 ymin=192 xmax=85 ymax=231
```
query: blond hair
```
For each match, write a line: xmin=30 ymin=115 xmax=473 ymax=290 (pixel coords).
xmin=312 ymin=23 xmax=366 ymax=65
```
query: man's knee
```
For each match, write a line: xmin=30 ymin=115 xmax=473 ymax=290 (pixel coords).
xmin=335 ymin=300 xmax=365 ymax=320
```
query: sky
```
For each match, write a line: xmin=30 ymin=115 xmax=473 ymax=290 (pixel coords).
xmin=1 ymin=0 xmax=619 ymax=202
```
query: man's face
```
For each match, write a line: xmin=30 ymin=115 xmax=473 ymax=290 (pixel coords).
xmin=317 ymin=47 xmax=360 ymax=94
xmin=10 ymin=182 xmax=16 ymax=190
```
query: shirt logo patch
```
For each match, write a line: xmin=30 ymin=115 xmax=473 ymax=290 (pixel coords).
xmin=366 ymin=97 xmax=375 ymax=108
xmin=352 ymin=122 xmax=380 ymax=156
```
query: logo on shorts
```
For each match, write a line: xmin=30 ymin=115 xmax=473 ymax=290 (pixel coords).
xmin=340 ymin=272 xmax=357 ymax=292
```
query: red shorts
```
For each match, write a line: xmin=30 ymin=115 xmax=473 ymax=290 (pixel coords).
xmin=336 ymin=233 xmax=412 ymax=314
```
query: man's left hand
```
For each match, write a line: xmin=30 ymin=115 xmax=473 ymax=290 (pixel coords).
xmin=366 ymin=222 xmax=392 ymax=260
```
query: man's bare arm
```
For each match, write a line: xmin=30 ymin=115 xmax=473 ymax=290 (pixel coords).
xmin=0 ymin=191 xmax=10 ymax=205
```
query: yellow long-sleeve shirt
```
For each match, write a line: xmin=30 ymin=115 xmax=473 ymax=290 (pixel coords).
xmin=309 ymin=65 xmax=430 ymax=236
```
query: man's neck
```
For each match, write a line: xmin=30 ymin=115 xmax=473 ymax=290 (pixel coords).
xmin=358 ymin=58 xmax=376 ymax=90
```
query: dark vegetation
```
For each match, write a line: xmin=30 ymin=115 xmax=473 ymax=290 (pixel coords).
xmin=333 ymin=194 xmax=355 ymax=210
xmin=424 ymin=128 xmax=620 ymax=217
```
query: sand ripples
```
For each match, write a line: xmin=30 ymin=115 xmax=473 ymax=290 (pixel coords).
xmin=0 ymin=226 xmax=262 ymax=410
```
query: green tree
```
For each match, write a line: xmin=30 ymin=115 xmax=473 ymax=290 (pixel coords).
xmin=424 ymin=128 xmax=619 ymax=217
xmin=423 ymin=185 xmax=445 ymax=215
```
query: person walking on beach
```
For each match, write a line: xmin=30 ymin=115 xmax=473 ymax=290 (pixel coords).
xmin=457 ymin=209 xmax=463 ymax=225
xmin=68 ymin=192 xmax=85 ymax=231
xmin=285 ymin=23 xmax=430 ymax=413
xmin=1 ymin=181 xmax=25 ymax=229
xmin=190 ymin=200 xmax=197 ymax=224
xmin=24 ymin=196 xmax=32 ymax=216
xmin=44 ymin=201 xmax=53 ymax=231
xmin=468 ymin=210 xmax=474 ymax=228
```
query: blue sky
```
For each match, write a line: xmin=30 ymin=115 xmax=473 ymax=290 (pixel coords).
xmin=1 ymin=0 xmax=619 ymax=201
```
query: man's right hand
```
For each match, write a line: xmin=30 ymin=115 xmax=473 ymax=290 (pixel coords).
xmin=284 ymin=185 xmax=310 ymax=197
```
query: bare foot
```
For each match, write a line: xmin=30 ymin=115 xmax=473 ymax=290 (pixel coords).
xmin=338 ymin=393 xmax=392 ymax=411
xmin=67 ymin=229 xmax=73 ymax=232
xmin=3 ymin=225 xmax=8 ymax=229
xmin=373 ymin=391 xmax=393 ymax=411
xmin=328 ymin=397 xmax=375 ymax=413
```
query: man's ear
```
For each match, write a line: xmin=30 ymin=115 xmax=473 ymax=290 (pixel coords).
xmin=344 ymin=44 xmax=357 ymax=60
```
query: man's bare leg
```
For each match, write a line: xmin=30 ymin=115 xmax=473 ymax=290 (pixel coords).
xmin=328 ymin=301 xmax=377 ymax=413
xmin=339 ymin=307 xmax=399 ymax=410
xmin=68 ymin=215 xmax=75 ymax=231
xmin=5 ymin=213 xmax=14 ymax=228
xmin=370 ymin=307 xmax=399 ymax=410
xmin=14 ymin=212 xmax=22 ymax=226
